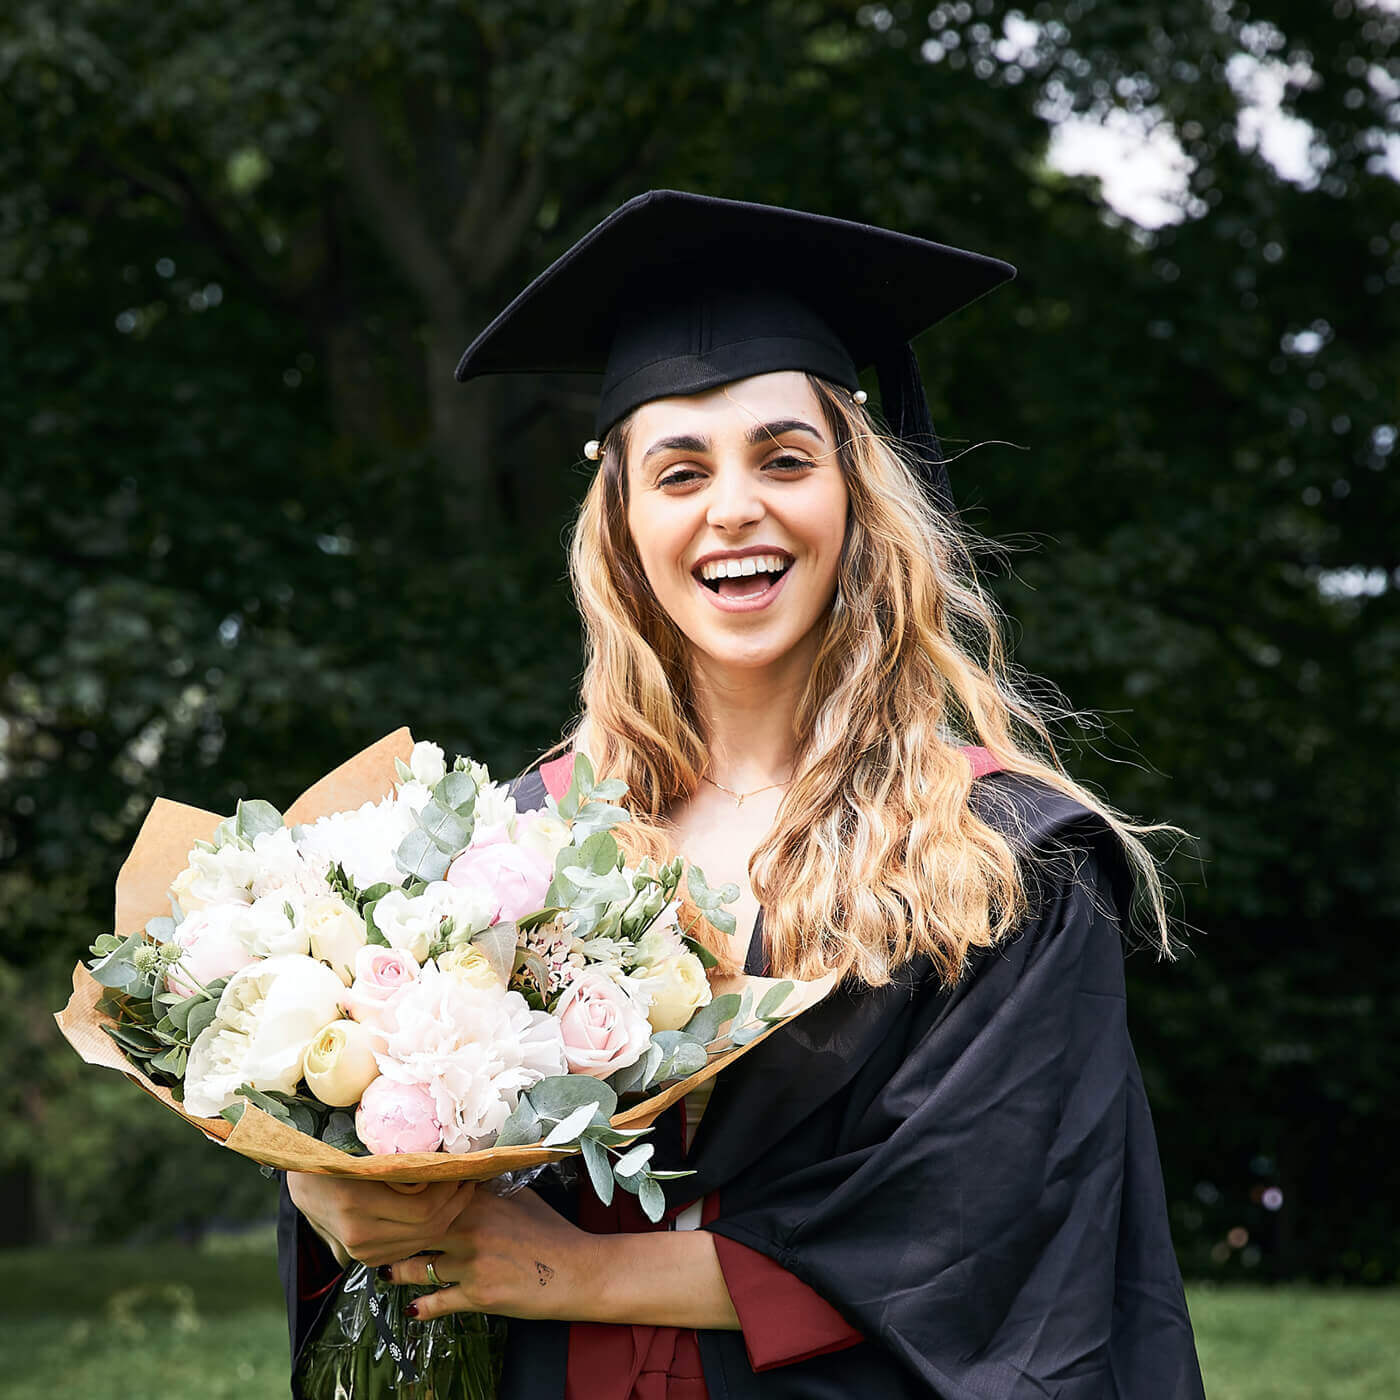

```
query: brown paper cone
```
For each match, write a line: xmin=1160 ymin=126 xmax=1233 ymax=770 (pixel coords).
xmin=54 ymin=731 xmax=837 ymax=1180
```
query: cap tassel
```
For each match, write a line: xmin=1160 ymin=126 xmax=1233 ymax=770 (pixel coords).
xmin=874 ymin=343 xmax=953 ymax=514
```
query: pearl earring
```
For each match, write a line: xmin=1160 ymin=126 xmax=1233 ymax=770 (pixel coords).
xmin=852 ymin=390 xmax=868 ymax=405
xmin=583 ymin=440 xmax=602 ymax=461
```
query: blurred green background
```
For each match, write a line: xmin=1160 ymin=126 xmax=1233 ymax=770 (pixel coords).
xmin=2 ymin=0 xmax=1396 ymax=1341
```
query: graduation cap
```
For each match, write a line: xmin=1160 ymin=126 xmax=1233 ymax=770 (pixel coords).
xmin=454 ymin=190 xmax=1015 ymax=510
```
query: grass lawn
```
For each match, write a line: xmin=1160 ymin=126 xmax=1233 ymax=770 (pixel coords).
xmin=1 ymin=1236 xmax=1397 ymax=1398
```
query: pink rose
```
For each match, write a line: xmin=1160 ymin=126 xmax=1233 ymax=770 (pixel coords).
xmin=554 ymin=973 xmax=652 ymax=1079
xmin=343 ymin=945 xmax=420 ymax=1041
xmin=446 ymin=841 xmax=553 ymax=925
xmin=165 ymin=906 xmax=256 ymax=999
xmin=355 ymin=1077 xmax=443 ymax=1155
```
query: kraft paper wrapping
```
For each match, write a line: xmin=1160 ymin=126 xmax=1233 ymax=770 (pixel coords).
xmin=55 ymin=730 xmax=834 ymax=1181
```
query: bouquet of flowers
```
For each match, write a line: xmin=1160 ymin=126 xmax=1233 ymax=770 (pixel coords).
xmin=55 ymin=730 xmax=831 ymax=1398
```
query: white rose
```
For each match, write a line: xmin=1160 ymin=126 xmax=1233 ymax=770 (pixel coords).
xmin=471 ymin=781 xmax=517 ymax=843
xmin=513 ymin=807 xmax=571 ymax=863
xmin=371 ymin=889 xmax=438 ymax=963
xmin=635 ymin=951 xmax=712 ymax=1033
xmin=305 ymin=895 xmax=368 ymax=983
xmin=409 ymin=740 xmax=447 ymax=789
xmin=302 ymin=1019 xmax=381 ymax=1107
xmin=182 ymin=954 xmax=347 ymax=1118
xmin=240 ymin=892 xmax=311 ymax=958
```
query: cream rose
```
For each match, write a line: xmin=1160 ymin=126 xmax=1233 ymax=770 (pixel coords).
xmin=635 ymin=951 xmax=712 ymax=1033
xmin=168 ymin=865 xmax=210 ymax=916
xmin=437 ymin=943 xmax=505 ymax=992
xmin=303 ymin=1019 xmax=381 ymax=1107
xmin=305 ymin=894 xmax=368 ymax=982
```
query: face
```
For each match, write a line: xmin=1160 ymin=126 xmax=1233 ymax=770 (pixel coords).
xmin=624 ymin=372 xmax=848 ymax=678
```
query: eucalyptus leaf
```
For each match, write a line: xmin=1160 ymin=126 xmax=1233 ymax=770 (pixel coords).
xmin=235 ymin=1085 xmax=295 ymax=1126
xmin=528 ymin=1076 xmax=618 ymax=1123
xmin=496 ymin=1096 xmax=543 ymax=1149
xmin=220 ymin=1103 xmax=246 ymax=1127
xmin=394 ymin=757 xmax=414 ymax=782
xmin=579 ymin=1135 xmax=615 ymax=1205
xmin=542 ymin=1100 xmax=603 ymax=1148
xmin=149 ymin=1045 xmax=187 ymax=1076
xmin=394 ymin=827 xmax=452 ymax=882
xmin=145 ymin=915 xmax=176 ymax=943
xmin=435 ymin=769 xmax=477 ymax=813
xmin=416 ymin=797 xmax=474 ymax=855
xmin=683 ymin=993 xmax=741 ymax=1047
xmin=755 ymin=981 xmax=795 ymax=1022
xmin=236 ymin=798 xmax=284 ymax=842
xmin=567 ymin=802 xmax=630 ymax=841
xmin=557 ymin=752 xmax=596 ymax=821
xmin=612 ymin=1142 xmax=655 ymax=1179
xmin=638 ymin=1174 xmax=666 ymax=1223
xmin=321 ymin=1112 xmax=368 ymax=1156
xmin=186 ymin=999 xmax=218 ymax=1041
xmin=590 ymin=778 xmax=628 ymax=802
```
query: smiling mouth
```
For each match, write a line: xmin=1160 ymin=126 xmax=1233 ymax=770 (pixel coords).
xmin=695 ymin=557 xmax=794 ymax=599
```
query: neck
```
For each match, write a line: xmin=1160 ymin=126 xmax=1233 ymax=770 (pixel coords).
xmin=687 ymin=634 xmax=818 ymax=789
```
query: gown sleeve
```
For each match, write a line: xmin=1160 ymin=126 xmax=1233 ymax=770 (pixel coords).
xmin=702 ymin=845 xmax=1204 ymax=1400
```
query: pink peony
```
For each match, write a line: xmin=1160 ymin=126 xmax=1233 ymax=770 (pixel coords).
xmin=165 ymin=906 xmax=257 ymax=999
xmin=355 ymin=1077 xmax=443 ymax=1155
xmin=555 ymin=972 xmax=652 ymax=1080
xmin=343 ymin=945 xmax=420 ymax=1041
xmin=446 ymin=840 xmax=553 ymax=925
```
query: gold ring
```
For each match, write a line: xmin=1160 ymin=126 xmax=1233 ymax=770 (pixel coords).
xmin=425 ymin=1258 xmax=446 ymax=1289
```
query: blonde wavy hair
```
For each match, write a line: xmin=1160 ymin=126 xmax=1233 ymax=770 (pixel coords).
xmin=563 ymin=375 xmax=1174 ymax=987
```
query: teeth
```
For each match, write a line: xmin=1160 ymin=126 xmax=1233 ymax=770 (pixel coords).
xmin=698 ymin=553 xmax=791 ymax=582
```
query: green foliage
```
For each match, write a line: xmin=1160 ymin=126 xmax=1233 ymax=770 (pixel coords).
xmin=2 ymin=0 xmax=1395 ymax=1275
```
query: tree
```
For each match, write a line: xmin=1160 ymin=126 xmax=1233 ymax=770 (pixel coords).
xmin=3 ymin=0 xmax=1396 ymax=1275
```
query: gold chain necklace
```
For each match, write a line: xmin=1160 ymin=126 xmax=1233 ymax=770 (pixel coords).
xmin=700 ymin=773 xmax=792 ymax=808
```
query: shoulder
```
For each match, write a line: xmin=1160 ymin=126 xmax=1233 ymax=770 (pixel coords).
xmin=969 ymin=769 xmax=1137 ymax=942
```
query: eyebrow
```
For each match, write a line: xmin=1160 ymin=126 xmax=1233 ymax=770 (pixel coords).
xmin=640 ymin=418 xmax=825 ymax=464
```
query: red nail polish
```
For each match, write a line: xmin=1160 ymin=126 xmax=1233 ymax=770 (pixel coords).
xmin=406 ymin=1302 xmax=419 ymax=1319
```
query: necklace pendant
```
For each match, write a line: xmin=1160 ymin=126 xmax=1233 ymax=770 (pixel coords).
xmin=734 ymin=793 xmax=745 ymax=808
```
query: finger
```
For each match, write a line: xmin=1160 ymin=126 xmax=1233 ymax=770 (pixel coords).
xmin=382 ymin=1252 xmax=462 ymax=1290
xmin=406 ymin=1283 xmax=477 ymax=1323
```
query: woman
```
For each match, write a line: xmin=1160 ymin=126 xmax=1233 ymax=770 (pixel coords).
xmin=280 ymin=192 xmax=1206 ymax=1398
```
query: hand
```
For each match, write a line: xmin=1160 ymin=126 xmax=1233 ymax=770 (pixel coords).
xmin=382 ymin=1187 xmax=596 ymax=1322
xmin=286 ymin=1172 xmax=476 ymax=1269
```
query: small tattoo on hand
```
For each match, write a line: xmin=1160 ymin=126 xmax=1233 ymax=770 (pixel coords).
xmin=534 ymin=1260 xmax=555 ymax=1286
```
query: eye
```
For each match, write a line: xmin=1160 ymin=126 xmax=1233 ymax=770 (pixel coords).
xmin=764 ymin=453 xmax=813 ymax=473
xmin=658 ymin=466 xmax=705 ymax=488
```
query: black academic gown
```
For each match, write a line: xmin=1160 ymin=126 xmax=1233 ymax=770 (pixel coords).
xmin=279 ymin=769 xmax=1205 ymax=1400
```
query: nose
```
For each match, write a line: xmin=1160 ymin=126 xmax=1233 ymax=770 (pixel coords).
xmin=705 ymin=461 xmax=765 ymax=534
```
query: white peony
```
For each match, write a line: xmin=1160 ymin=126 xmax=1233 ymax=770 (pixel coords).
xmin=409 ymin=740 xmax=447 ymax=789
xmin=182 ymin=955 xmax=347 ymax=1118
xmin=296 ymin=794 xmax=419 ymax=891
xmin=375 ymin=964 xmax=567 ymax=1151
xmin=248 ymin=827 xmax=327 ymax=899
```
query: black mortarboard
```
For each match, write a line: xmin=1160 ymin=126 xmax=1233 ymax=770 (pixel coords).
xmin=455 ymin=190 xmax=1015 ymax=509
